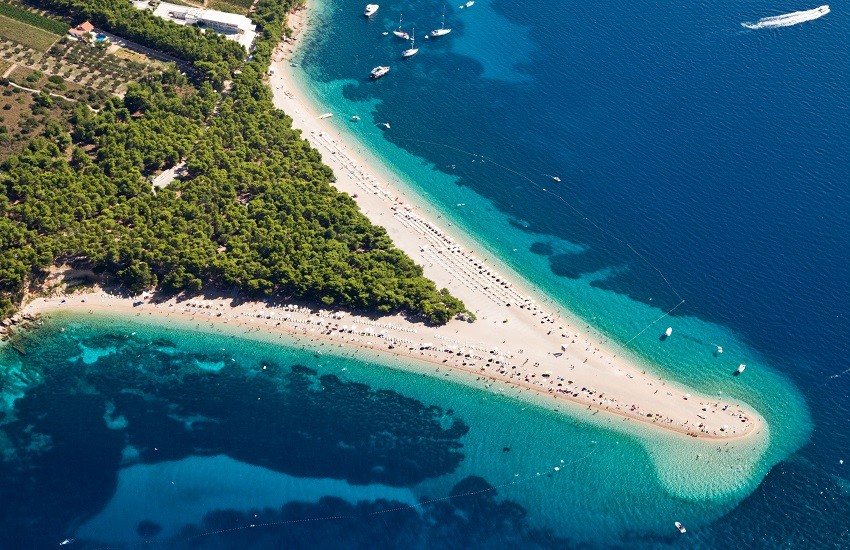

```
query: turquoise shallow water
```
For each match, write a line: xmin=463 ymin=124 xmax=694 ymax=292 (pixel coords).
xmin=285 ymin=0 xmax=848 ymax=543
xmin=290 ymin=0 xmax=815 ymax=486
xmin=0 ymin=313 xmax=804 ymax=547
xmin=2 ymin=0 xmax=849 ymax=544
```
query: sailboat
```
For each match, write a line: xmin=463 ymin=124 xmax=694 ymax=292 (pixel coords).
xmin=402 ymin=28 xmax=419 ymax=58
xmin=430 ymin=6 xmax=452 ymax=37
xmin=392 ymin=14 xmax=410 ymax=39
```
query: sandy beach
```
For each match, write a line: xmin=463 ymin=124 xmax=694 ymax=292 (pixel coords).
xmin=17 ymin=4 xmax=765 ymax=443
xmin=25 ymin=290 xmax=761 ymax=441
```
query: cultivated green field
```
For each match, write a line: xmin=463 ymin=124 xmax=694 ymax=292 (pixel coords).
xmin=0 ymin=14 xmax=59 ymax=51
xmin=0 ymin=3 xmax=68 ymax=35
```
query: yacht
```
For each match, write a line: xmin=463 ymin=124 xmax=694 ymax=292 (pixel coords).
xmin=402 ymin=29 xmax=419 ymax=57
xmin=370 ymin=65 xmax=390 ymax=79
xmin=430 ymin=6 xmax=452 ymax=36
xmin=364 ymin=4 xmax=379 ymax=17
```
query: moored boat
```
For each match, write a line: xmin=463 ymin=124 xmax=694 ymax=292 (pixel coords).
xmin=370 ymin=65 xmax=390 ymax=79
xmin=402 ymin=28 xmax=419 ymax=57
xmin=664 ymin=327 xmax=673 ymax=337
xmin=364 ymin=4 xmax=379 ymax=17
xmin=736 ymin=363 xmax=746 ymax=375
xmin=675 ymin=521 xmax=686 ymax=534
xmin=430 ymin=6 xmax=452 ymax=36
xmin=392 ymin=14 xmax=410 ymax=39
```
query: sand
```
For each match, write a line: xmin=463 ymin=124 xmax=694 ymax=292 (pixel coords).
xmin=19 ymin=4 xmax=766 ymax=442
xmin=25 ymin=290 xmax=761 ymax=441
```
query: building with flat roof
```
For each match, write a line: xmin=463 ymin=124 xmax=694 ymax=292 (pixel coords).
xmin=148 ymin=2 xmax=257 ymax=51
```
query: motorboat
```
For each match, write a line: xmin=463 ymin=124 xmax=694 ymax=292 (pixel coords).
xmin=736 ymin=364 xmax=746 ymax=375
xmin=351 ymin=115 xmax=360 ymax=121
xmin=664 ymin=327 xmax=673 ymax=337
xmin=370 ymin=65 xmax=390 ymax=79
xmin=675 ymin=522 xmax=686 ymax=534
xmin=364 ymin=4 xmax=379 ymax=17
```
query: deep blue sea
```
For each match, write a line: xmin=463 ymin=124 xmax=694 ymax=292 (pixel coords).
xmin=1 ymin=0 xmax=849 ymax=547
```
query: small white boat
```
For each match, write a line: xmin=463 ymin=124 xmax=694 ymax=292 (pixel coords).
xmin=318 ymin=112 xmax=333 ymax=119
xmin=675 ymin=521 xmax=686 ymax=534
xmin=664 ymin=327 xmax=673 ymax=337
xmin=717 ymin=345 xmax=723 ymax=354
xmin=364 ymin=4 xmax=379 ymax=17
xmin=736 ymin=363 xmax=746 ymax=375
xmin=430 ymin=6 xmax=452 ymax=36
xmin=351 ymin=115 xmax=360 ymax=121
xmin=392 ymin=14 xmax=410 ymax=39
xmin=466 ymin=1 xmax=475 ymax=6
xmin=382 ymin=121 xmax=391 ymax=129
xmin=370 ymin=65 xmax=390 ymax=79
xmin=402 ymin=28 xmax=419 ymax=57
xmin=552 ymin=175 xmax=561 ymax=182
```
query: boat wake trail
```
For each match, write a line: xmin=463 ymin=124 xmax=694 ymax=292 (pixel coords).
xmin=741 ymin=4 xmax=830 ymax=29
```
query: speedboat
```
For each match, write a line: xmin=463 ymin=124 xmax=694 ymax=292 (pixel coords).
xmin=351 ymin=115 xmax=360 ymax=121
xmin=364 ymin=4 xmax=379 ymax=17
xmin=664 ymin=327 xmax=673 ymax=337
xmin=370 ymin=65 xmax=390 ymax=79
xmin=736 ymin=364 xmax=746 ymax=375
xmin=675 ymin=522 xmax=686 ymax=534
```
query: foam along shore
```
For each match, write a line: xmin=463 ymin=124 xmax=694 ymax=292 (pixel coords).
xmin=26 ymin=291 xmax=761 ymax=441
xmin=256 ymin=5 xmax=766 ymax=441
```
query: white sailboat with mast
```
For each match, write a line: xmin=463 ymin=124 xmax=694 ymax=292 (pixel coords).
xmin=402 ymin=28 xmax=419 ymax=58
xmin=392 ymin=13 xmax=410 ymax=39
xmin=430 ymin=6 xmax=452 ymax=37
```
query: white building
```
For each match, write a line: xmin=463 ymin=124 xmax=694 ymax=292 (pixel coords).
xmin=149 ymin=2 xmax=257 ymax=51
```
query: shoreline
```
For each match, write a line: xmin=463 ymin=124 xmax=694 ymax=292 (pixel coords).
xmin=257 ymin=4 xmax=765 ymax=440
xmin=9 ymin=3 xmax=762 ymax=444
xmin=22 ymin=283 xmax=761 ymax=443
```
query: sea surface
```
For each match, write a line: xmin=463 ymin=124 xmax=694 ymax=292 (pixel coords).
xmin=1 ymin=0 xmax=849 ymax=547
